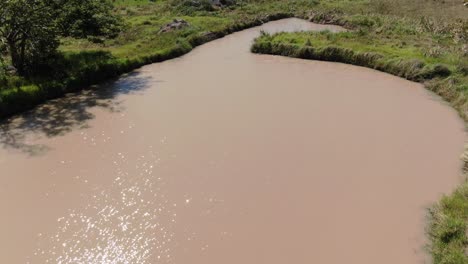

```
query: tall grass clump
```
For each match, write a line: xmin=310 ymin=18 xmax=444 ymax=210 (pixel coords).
xmin=429 ymin=183 xmax=468 ymax=264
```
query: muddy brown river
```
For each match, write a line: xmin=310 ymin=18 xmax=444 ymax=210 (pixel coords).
xmin=0 ymin=18 xmax=465 ymax=264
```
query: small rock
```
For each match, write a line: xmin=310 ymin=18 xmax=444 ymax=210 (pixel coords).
xmin=159 ymin=18 xmax=190 ymax=34
xmin=5 ymin=65 xmax=17 ymax=75
xmin=308 ymin=11 xmax=339 ymax=25
xmin=200 ymin=31 xmax=218 ymax=41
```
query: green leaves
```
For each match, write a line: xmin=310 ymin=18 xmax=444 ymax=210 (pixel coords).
xmin=56 ymin=0 xmax=123 ymax=39
xmin=0 ymin=0 xmax=59 ymax=73
xmin=0 ymin=0 xmax=122 ymax=75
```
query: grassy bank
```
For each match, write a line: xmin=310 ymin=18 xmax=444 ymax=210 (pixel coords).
xmin=429 ymin=183 xmax=468 ymax=264
xmin=251 ymin=6 xmax=468 ymax=263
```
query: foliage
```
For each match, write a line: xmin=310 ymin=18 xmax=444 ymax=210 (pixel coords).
xmin=57 ymin=0 xmax=123 ymax=39
xmin=0 ymin=0 xmax=122 ymax=75
xmin=0 ymin=0 xmax=59 ymax=74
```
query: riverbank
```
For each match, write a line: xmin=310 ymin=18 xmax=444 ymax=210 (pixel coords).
xmin=0 ymin=12 xmax=295 ymax=118
xmin=1 ymin=1 xmax=466 ymax=119
xmin=0 ymin=0 xmax=323 ymax=118
xmin=251 ymin=13 xmax=468 ymax=264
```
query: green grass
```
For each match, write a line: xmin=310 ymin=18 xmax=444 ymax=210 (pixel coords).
xmin=429 ymin=183 xmax=468 ymax=264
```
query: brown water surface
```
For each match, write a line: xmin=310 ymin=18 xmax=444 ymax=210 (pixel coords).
xmin=0 ymin=18 xmax=465 ymax=264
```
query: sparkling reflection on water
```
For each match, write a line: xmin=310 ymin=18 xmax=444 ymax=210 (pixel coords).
xmin=32 ymin=149 xmax=176 ymax=264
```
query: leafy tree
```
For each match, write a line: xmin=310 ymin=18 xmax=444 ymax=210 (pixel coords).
xmin=57 ymin=0 xmax=122 ymax=39
xmin=0 ymin=0 xmax=122 ymax=75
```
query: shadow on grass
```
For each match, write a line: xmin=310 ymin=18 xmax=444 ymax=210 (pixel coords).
xmin=0 ymin=71 xmax=152 ymax=156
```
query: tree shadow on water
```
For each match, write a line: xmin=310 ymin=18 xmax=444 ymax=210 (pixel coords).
xmin=0 ymin=71 xmax=153 ymax=156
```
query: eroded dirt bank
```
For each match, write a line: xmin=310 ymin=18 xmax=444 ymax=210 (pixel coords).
xmin=0 ymin=18 xmax=465 ymax=264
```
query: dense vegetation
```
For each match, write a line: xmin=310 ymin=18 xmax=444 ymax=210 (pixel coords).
xmin=0 ymin=0 xmax=122 ymax=75
xmin=0 ymin=1 xmax=467 ymax=263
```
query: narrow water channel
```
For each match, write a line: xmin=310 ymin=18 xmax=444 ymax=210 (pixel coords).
xmin=0 ymin=18 xmax=465 ymax=264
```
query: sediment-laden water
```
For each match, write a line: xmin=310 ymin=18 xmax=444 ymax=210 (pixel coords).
xmin=0 ymin=18 xmax=465 ymax=264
